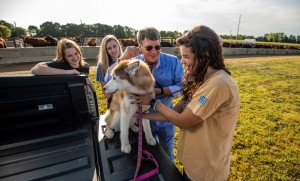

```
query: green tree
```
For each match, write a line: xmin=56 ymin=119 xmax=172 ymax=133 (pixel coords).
xmin=123 ymin=26 xmax=136 ymax=38
xmin=283 ymin=34 xmax=289 ymax=43
xmin=82 ymin=24 xmax=92 ymax=36
xmin=289 ymin=34 xmax=296 ymax=43
xmin=0 ymin=25 xmax=11 ymax=38
xmin=277 ymin=33 xmax=285 ymax=42
xmin=263 ymin=33 xmax=270 ymax=42
xmin=11 ymin=27 xmax=26 ymax=37
xmin=38 ymin=21 xmax=62 ymax=37
xmin=297 ymin=35 xmax=300 ymax=43
xmin=61 ymin=23 xmax=82 ymax=37
xmin=101 ymin=24 xmax=115 ymax=35
xmin=0 ymin=20 xmax=14 ymax=29
xmin=91 ymin=23 xmax=113 ymax=36
xmin=220 ymin=35 xmax=230 ymax=39
xmin=267 ymin=33 xmax=273 ymax=42
xmin=28 ymin=25 xmax=39 ymax=37
xmin=160 ymin=30 xmax=182 ymax=39
xmin=113 ymin=25 xmax=127 ymax=38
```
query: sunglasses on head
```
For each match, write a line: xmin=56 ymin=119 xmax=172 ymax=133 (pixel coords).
xmin=142 ymin=45 xmax=162 ymax=51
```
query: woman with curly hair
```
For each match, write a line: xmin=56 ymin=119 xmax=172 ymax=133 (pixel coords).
xmin=134 ymin=25 xmax=240 ymax=181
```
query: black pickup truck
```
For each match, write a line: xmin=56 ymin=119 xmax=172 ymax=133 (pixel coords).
xmin=0 ymin=75 xmax=183 ymax=181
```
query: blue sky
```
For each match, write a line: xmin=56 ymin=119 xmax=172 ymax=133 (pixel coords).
xmin=1 ymin=0 xmax=299 ymax=37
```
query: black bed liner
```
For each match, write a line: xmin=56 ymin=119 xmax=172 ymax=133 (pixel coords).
xmin=0 ymin=75 xmax=183 ymax=181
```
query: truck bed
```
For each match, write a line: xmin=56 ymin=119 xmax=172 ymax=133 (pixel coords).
xmin=0 ymin=75 xmax=183 ymax=181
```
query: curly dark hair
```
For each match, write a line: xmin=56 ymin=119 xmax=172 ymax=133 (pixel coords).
xmin=176 ymin=25 xmax=231 ymax=101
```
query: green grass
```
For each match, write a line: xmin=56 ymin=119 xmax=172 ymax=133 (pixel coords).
xmin=226 ymin=56 xmax=300 ymax=180
xmin=88 ymin=55 xmax=300 ymax=180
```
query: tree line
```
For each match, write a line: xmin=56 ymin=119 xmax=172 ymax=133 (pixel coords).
xmin=0 ymin=20 xmax=182 ymax=40
xmin=0 ymin=19 xmax=299 ymax=44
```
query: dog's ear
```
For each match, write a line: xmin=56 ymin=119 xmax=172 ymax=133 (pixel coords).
xmin=124 ymin=60 xmax=140 ymax=75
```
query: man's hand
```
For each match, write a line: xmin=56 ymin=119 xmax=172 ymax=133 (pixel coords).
xmin=119 ymin=46 xmax=140 ymax=60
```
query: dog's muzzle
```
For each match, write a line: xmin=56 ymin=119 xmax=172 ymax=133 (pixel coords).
xmin=103 ymin=87 xmax=118 ymax=94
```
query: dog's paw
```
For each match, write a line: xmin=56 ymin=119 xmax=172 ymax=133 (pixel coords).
xmin=130 ymin=125 xmax=139 ymax=133
xmin=121 ymin=144 xmax=131 ymax=153
xmin=104 ymin=129 xmax=114 ymax=139
xmin=146 ymin=136 xmax=156 ymax=146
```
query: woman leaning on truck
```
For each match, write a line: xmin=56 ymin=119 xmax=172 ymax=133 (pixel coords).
xmin=31 ymin=38 xmax=89 ymax=75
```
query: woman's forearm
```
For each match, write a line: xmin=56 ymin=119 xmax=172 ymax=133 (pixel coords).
xmin=142 ymin=112 xmax=168 ymax=121
xmin=143 ymin=100 xmax=184 ymax=123
xmin=31 ymin=63 xmax=78 ymax=75
xmin=154 ymin=100 xmax=201 ymax=129
xmin=155 ymin=102 xmax=181 ymax=125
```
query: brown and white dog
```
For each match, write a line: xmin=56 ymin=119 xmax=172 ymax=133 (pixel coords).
xmin=100 ymin=59 xmax=156 ymax=153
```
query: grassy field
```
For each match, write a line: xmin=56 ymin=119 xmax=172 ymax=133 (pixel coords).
xmin=88 ymin=55 xmax=300 ymax=180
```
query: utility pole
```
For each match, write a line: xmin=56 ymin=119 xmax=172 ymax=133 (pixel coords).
xmin=236 ymin=14 xmax=241 ymax=43
xmin=80 ymin=19 xmax=84 ymax=46
xmin=80 ymin=19 xmax=83 ymax=35
xmin=14 ymin=21 xmax=19 ymax=38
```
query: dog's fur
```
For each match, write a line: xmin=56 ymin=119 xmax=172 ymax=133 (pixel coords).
xmin=100 ymin=59 xmax=156 ymax=153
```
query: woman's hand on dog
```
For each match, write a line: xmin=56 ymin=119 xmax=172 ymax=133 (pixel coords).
xmin=130 ymin=93 xmax=153 ymax=105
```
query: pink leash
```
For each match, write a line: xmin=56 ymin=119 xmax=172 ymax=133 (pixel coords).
xmin=129 ymin=104 xmax=159 ymax=181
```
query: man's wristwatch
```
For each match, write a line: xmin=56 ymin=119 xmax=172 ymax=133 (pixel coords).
xmin=160 ymin=86 xmax=164 ymax=95
xmin=150 ymin=98 xmax=161 ymax=111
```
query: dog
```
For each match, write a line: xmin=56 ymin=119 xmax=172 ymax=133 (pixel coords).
xmin=100 ymin=59 xmax=156 ymax=153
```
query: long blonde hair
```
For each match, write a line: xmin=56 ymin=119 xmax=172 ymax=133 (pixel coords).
xmin=97 ymin=35 xmax=123 ymax=77
xmin=54 ymin=38 xmax=85 ymax=66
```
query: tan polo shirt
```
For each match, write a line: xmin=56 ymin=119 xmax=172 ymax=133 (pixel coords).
xmin=177 ymin=70 xmax=240 ymax=181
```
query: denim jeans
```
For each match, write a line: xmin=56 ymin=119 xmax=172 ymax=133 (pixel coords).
xmin=151 ymin=124 xmax=175 ymax=162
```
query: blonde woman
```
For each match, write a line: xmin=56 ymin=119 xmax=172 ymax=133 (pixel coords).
xmin=96 ymin=35 xmax=123 ymax=108
xmin=31 ymin=38 xmax=89 ymax=75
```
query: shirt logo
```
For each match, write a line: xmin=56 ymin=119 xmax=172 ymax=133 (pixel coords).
xmin=198 ymin=96 xmax=208 ymax=106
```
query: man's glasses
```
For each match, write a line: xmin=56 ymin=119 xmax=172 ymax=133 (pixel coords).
xmin=142 ymin=45 xmax=161 ymax=51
